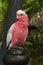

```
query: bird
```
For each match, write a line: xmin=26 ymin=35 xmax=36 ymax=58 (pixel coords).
xmin=6 ymin=10 xmax=29 ymax=49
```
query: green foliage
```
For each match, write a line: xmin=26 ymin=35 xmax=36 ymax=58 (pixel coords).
xmin=0 ymin=0 xmax=9 ymax=41
xmin=23 ymin=0 xmax=43 ymax=17
xmin=22 ymin=1 xmax=43 ymax=60
xmin=0 ymin=0 xmax=8 ymax=21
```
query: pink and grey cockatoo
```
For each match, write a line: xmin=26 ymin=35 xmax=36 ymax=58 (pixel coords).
xmin=6 ymin=10 xmax=28 ymax=49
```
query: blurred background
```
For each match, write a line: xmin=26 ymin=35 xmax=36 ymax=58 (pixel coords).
xmin=0 ymin=0 xmax=43 ymax=65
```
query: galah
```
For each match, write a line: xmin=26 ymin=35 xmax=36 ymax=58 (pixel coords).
xmin=6 ymin=10 xmax=28 ymax=49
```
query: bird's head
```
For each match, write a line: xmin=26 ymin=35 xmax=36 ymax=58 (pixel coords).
xmin=16 ymin=10 xmax=27 ymax=19
xmin=16 ymin=10 xmax=28 ymax=26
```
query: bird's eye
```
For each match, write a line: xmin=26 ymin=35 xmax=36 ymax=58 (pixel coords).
xmin=21 ymin=14 xmax=23 ymax=16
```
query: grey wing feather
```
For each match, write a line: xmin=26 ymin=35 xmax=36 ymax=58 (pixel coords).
xmin=6 ymin=23 xmax=15 ymax=47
